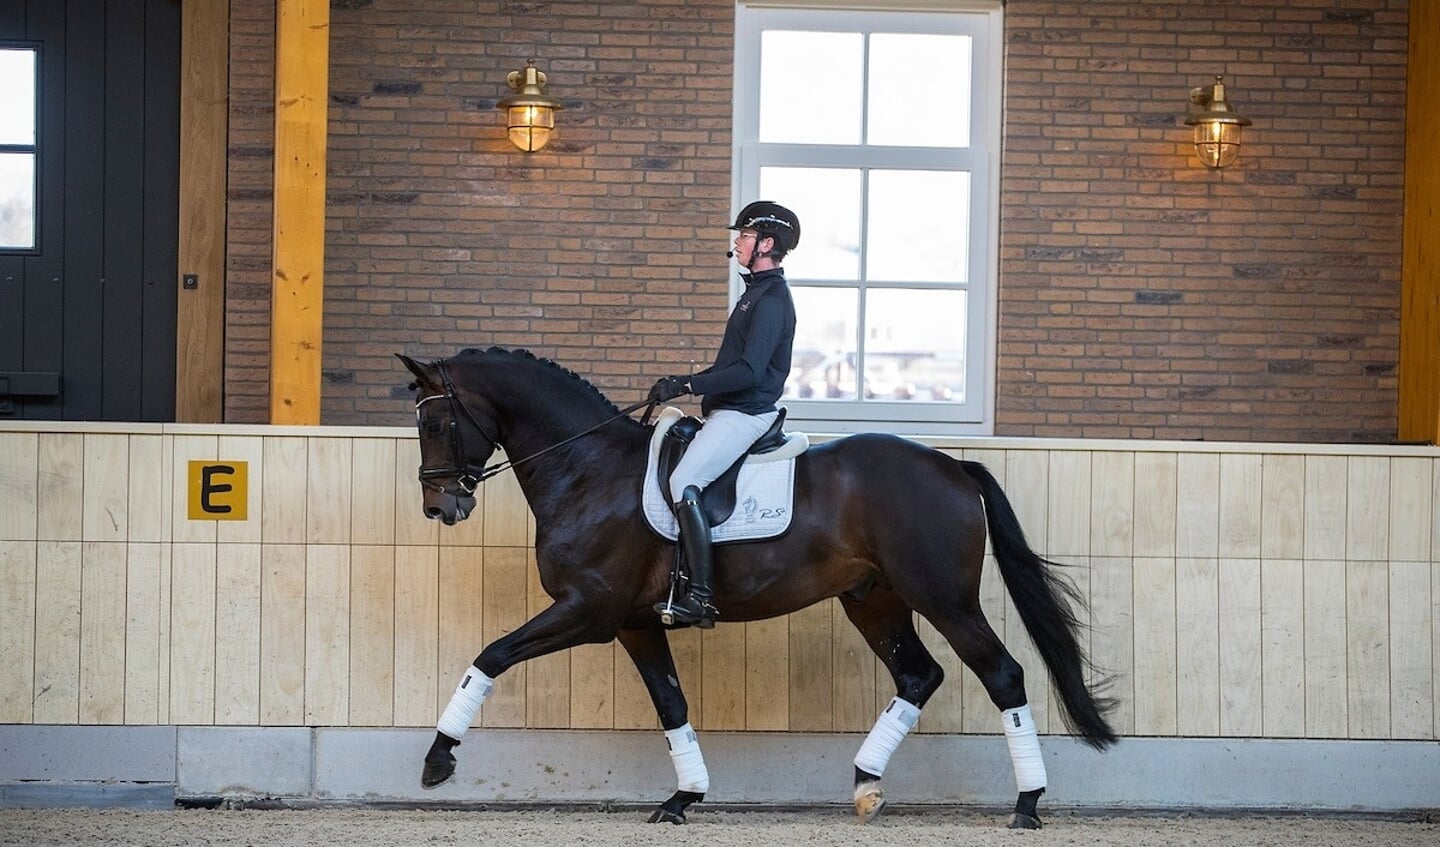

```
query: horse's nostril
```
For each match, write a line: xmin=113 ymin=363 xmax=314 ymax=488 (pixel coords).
xmin=425 ymin=506 xmax=444 ymax=520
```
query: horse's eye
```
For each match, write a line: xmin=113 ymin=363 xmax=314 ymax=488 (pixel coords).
xmin=421 ymin=418 xmax=444 ymax=437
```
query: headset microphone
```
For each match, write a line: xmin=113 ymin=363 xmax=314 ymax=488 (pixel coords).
xmin=726 ymin=250 xmax=734 ymax=258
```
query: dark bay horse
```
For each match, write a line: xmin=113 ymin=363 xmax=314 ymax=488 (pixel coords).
xmin=399 ymin=348 xmax=1116 ymax=828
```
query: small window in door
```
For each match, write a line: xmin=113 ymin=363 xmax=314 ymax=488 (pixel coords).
xmin=0 ymin=45 xmax=38 ymax=253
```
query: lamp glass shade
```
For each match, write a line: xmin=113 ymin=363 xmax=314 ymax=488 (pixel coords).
xmin=507 ymin=104 xmax=555 ymax=152
xmin=1192 ymin=119 xmax=1243 ymax=169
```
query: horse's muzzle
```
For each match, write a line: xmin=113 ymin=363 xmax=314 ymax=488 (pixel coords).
xmin=424 ymin=492 xmax=476 ymax=525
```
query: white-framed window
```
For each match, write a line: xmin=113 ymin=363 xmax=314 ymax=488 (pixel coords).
xmin=733 ymin=3 xmax=1001 ymax=435
xmin=0 ymin=44 xmax=39 ymax=253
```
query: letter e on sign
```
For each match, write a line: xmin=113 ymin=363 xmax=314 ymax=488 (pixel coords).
xmin=188 ymin=461 xmax=249 ymax=521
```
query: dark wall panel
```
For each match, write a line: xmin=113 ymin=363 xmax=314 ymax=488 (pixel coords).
xmin=101 ymin=0 xmax=147 ymax=419
xmin=141 ymin=0 xmax=180 ymax=422
xmin=60 ymin=0 xmax=106 ymax=420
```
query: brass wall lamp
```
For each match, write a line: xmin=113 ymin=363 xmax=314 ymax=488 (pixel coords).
xmin=497 ymin=59 xmax=563 ymax=152
xmin=1185 ymin=75 xmax=1252 ymax=168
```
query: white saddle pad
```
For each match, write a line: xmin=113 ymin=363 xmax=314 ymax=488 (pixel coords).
xmin=642 ymin=407 xmax=808 ymax=544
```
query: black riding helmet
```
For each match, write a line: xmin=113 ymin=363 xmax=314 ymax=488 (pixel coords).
xmin=730 ymin=200 xmax=801 ymax=255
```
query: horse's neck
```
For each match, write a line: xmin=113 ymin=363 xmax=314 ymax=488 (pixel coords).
xmin=471 ymin=359 xmax=637 ymax=510
xmin=481 ymin=365 xmax=597 ymax=452
xmin=496 ymin=408 xmax=581 ymax=460
xmin=490 ymin=387 xmax=621 ymax=492
xmin=505 ymin=422 xmax=634 ymax=522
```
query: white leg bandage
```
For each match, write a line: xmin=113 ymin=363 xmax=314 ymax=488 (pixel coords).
xmin=854 ymin=697 xmax=922 ymax=777
xmin=1001 ymin=704 xmax=1047 ymax=792
xmin=437 ymin=666 xmax=495 ymax=740
xmin=664 ymin=723 xmax=710 ymax=793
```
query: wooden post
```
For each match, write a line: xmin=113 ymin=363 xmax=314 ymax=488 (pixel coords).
xmin=174 ymin=0 xmax=228 ymax=423
xmin=1399 ymin=0 xmax=1440 ymax=444
xmin=269 ymin=0 xmax=330 ymax=425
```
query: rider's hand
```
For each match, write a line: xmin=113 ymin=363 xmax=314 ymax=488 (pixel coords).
xmin=648 ymin=376 xmax=690 ymax=403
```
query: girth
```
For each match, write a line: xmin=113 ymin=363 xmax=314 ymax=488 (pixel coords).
xmin=657 ymin=408 xmax=789 ymax=525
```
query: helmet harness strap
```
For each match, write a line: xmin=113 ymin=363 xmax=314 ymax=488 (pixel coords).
xmin=744 ymin=233 xmax=770 ymax=271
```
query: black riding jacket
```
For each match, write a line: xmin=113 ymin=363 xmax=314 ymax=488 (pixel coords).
xmin=689 ymin=268 xmax=796 ymax=416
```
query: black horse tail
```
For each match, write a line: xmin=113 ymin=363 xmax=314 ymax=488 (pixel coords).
xmin=959 ymin=460 xmax=1119 ymax=750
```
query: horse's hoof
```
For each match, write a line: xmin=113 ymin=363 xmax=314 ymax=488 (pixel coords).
xmin=647 ymin=808 xmax=686 ymax=825
xmin=1008 ymin=812 xmax=1043 ymax=830
xmin=420 ymin=754 xmax=456 ymax=788
xmin=854 ymin=784 xmax=886 ymax=823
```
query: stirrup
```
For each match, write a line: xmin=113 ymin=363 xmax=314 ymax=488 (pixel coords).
xmin=654 ymin=597 xmax=717 ymax=629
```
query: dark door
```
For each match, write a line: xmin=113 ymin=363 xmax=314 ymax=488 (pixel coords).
xmin=0 ymin=0 xmax=180 ymax=421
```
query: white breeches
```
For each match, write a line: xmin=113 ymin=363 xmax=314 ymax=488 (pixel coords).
xmin=668 ymin=409 xmax=779 ymax=502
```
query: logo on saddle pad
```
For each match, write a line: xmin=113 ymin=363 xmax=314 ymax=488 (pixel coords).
xmin=642 ymin=407 xmax=808 ymax=544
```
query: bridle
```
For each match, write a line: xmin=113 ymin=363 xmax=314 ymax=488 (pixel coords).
xmin=415 ymin=361 xmax=658 ymax=496
xmin=415 ymin=361 xmax=500 ymax=496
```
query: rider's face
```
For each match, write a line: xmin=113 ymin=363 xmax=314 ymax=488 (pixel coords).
xmin=733 ymin=229 xmax=760 ymax=262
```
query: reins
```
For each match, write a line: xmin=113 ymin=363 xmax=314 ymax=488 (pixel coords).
xmin=417 ymin=360 xmax=659 ymax=494
xmin=465 ymin=398 xmax=658 ymax=485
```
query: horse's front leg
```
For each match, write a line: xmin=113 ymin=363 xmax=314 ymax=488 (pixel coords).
xmin=616 ymin=625 xmax=707 ymax=825
xmin=422 ymin=597 xmax=611 ymax=789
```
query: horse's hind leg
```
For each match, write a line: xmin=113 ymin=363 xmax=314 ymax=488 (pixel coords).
xmin=616 ymin=625 xmax=707 ymax=825
xmin=839 ymin=589 xmax=945 ymax=823
xmin=931 ymin=606 xmax=1047 ymax=829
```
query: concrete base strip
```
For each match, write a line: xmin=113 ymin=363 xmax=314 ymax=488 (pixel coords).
xmin=0 ymin=725 xmax=1436 ymax=813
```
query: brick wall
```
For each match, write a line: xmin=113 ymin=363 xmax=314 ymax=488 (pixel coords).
xmin=999 ymin=1 xmax=1407 ymax=441
xmin=226 ymin=0 xmax=281 ymax=421
xmin=225 ymin=0 xmax=737 ymax=423
xmin=224 ymin=0 xmax=1409 ymax=441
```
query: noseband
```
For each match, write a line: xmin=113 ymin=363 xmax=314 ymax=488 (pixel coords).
xmin=414 ymin=362 xmax=659 ymax=496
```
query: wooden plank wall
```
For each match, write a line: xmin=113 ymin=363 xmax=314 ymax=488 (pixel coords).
xmin=0 ymin=425 xmax=1435 ymax=742
xmin=175 ymin=0 xmax=230 ymax=423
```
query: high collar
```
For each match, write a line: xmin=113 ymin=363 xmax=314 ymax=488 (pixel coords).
xmin=740 ymin=267 xmax=785 ymax=288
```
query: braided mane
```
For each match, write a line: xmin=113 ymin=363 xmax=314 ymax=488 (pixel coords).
xmin=453 ymin=347 xmax=625 ymax=416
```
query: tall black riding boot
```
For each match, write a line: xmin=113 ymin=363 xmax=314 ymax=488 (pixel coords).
xmin=656 ymin=485 xmax=717 ymax=629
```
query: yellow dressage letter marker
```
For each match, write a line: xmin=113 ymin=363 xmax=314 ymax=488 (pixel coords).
xmin=188 ymin=461 xmax=249 ymax=521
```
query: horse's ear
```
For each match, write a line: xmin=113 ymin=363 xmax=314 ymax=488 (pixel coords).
xmin=396 ymin=353 xmax=432 ymax=386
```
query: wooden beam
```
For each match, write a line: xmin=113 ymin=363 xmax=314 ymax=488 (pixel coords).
xmin=174 ymin=0 xmax=228 ymax=423
xmin=1399 ymin=0 xmax=1440 ymax=444
xmin=269 ymin=0 xmax=330 ymax=425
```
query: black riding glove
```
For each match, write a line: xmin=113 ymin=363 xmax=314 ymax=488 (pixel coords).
xmin=648 ymin=375 xmax=691 ymax=403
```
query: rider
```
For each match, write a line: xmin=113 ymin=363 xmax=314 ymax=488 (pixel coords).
xmin=648 ymin=200 xmax=800 ymax=628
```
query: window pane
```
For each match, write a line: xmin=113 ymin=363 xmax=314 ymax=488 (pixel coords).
xmin=863 ymin=288 xmax=967 ymax=402
xmin=866 ymin=169 xmax=970 ymax=283
xmin=786 ymin=286 xmax=859 ymax=401
xmin=0 ymin=49 xmax=37 ymax=145
xmin=867 ymin=34 xmax=972 ymax=148
xmin=759 ymin=30 xmax=862 ymax=145
xmin=760 ymin=166 xmax=861 ymax=281
xmin=0 ymin=153 xmax=35 ymax=250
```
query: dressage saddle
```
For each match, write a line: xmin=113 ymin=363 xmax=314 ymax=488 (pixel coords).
xmin=657 ymin=408 xmax=789 ymax=525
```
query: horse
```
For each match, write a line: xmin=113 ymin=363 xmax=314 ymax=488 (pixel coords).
xmin=398 ymin=347 xmax=1117 ymax=828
